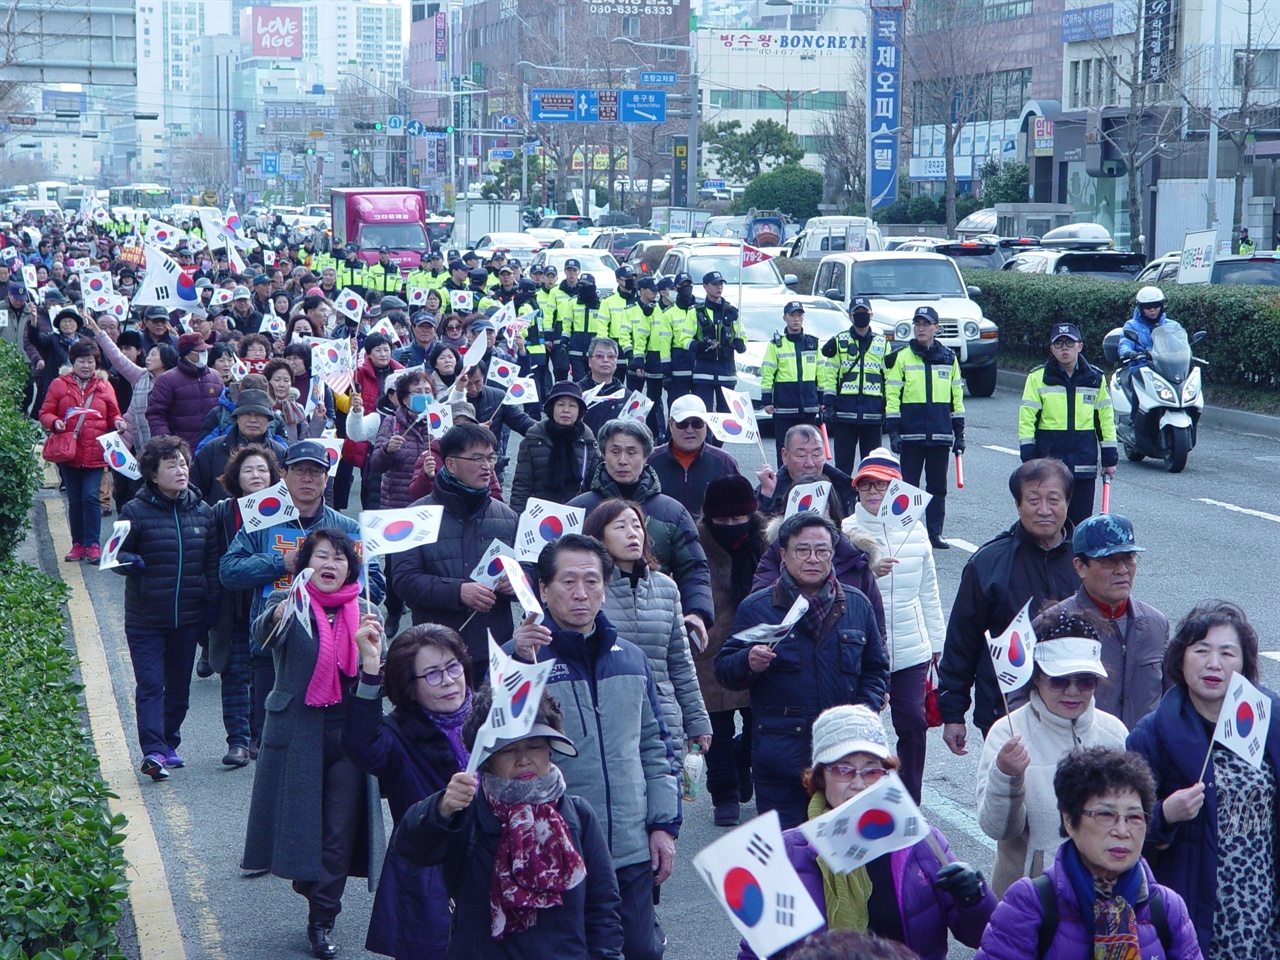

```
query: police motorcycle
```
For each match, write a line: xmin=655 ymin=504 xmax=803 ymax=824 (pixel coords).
xmin=1103 ymin=320 xmax=1208 ymax=473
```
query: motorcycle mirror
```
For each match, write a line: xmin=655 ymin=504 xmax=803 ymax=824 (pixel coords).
xmin=1190 ymin=330 xmax=1208 ymax=346
xmin=1123 ymin=329 xmax=1140 ymax=343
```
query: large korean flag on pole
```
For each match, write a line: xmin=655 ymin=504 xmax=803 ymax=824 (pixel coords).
xmin=134 ymin=243 xmax=205 ymax=315
xmin=693 ymin=810 xmax=824 ymax=958
xmin=1216 ymin=672 xmax=1272 ymax=769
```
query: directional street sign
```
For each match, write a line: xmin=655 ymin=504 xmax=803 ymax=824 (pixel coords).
xmin=422 ymin=131 xmax=448 ymax=139
xmin=260 ymin=152 xmax=279 ymax=176
xmin=405 ymin=119 xmax=424 ymax=136
xmin=641 ymin=72 xmax=678 ymax=85
xmin=498 ymin=115 xmax=518 ymax=128
xmin=575 ymin=89 xmax=599 ymax=122
xmin=489 ymin=148 xmax=516 ymax=161
xmin=704 ymin=179 xmax=726 ymax=189
xmin=386 ymin=115 xmax=405 ymax=136
xmin=619 ymin=90 xmax=666 ymax=123
xmin=523 ymin=142 xmax=540 ymax=155
xmin=530 ymin=88 xmax=577 ymax=122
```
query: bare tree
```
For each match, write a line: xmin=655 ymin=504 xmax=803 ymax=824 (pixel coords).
xmin=812 ymin=59 xmax=867 ymax=212
xmin=172 ymin=134 xmax=233 ymax=199
xmin=904 ymin=0 xmax=1012 ymax=234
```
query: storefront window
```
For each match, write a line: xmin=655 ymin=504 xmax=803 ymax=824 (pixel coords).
xmin=1063 ymin=161 xmax=1131 ymax=247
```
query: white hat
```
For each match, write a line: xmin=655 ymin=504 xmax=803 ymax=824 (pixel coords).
xmin=669 ymin=394 xmax=709 ymax=424
xmin=1033 ymin=637 xmax=1107 ymax=678
xmin=811 ymin=704 xmax=890 ymax=766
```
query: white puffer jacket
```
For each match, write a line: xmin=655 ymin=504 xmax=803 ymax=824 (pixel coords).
xmin=844 ymin=503 xmax=946 ymax=672
xmin=975 ymin=688 xmax=1129 ymax=895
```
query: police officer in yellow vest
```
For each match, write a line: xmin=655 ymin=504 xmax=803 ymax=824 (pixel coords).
xmin=885 ymin=305 xmax=965 ymax=549
xmin=662 ymin=273 xmax=698 ymax=401
xmin=562 ymin=272 xmax=611 ymax=376
xmin=405 ymin=251 xmax=443 ymax=296
xmin=334 ymin=243 xmax=369 ymax=297
xmin=820 ymin=296 xmax=888 ymax=474
xmin=1019 ymin=321 xmax=1117 ymax=526
xmin=365 ymin=246 xmax=403 ymax=296
xmin=761 ymin=300 xmax=821 ymax=461
xmin=627 ymin=276 xmax=670 ymax=441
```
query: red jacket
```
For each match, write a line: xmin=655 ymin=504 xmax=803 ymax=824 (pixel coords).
xmin=342 ymin=356 xmax=404 ymax=468
xmin=39 ymin=373 xmax=123 ymax=469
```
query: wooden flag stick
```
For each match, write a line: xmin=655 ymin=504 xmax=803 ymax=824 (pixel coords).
xmin=459 ymin=610 xmax=478 ymax=632
xmin=1197 ymin=740 xmax=1214 ymax=784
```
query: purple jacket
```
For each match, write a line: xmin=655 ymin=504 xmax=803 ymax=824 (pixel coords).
xmin=146 ymin=359 xmax=224 ymax=450
xmin=739 ymin=826 xmax=995 ymax=960
xmin=975 ymin=852 xmax=1202 ymax=960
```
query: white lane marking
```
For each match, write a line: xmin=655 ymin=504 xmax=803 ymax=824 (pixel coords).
xmin=1195 ymin=498 xmax=1280 ymax=525
xmin=983 ymin=444 xmax=1021 ymax=457
xmin=922 ymin=785 xmax=996 ymax=851
xmin=945 ymin=538 xmax=979 ymax=553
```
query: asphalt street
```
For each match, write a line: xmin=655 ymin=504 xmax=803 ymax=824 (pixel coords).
xmin=28 ymin=376 xmax=1280 ymax=960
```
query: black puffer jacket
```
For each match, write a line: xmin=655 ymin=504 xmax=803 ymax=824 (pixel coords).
xmin=115 ymin=481 xmax=221 ymax=631
xmin=388 ymin=476 xmax=519 ymax=665
xmin=510 ymin=419 xmax=600 ymax=514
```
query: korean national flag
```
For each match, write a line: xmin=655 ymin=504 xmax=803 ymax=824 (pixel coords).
xmin=1216 ymin=672 xmax=1272 ymax=769
xmin=497 ymin=554 xmax=544 ymax=623
xmin=458 ymin=334 xmax=487 ymax=373
xmin=96 ymin=431 xmax=141 ymax=480
xmin=487 ymin=355 xmax=519 ymax=389
xmin=693 ymin=811 xmax=824 ymax=959
xmin=366 ymin=317 xmax=402 ymax=346
xmin=799 ymin=772 xmax=929 ymax=873
xmin=621 ymin=390 xmax=653 ymax=423
xmin=515 ymin=498 xmax=585 ymax=561
xmin=237 ymin=481 xmax=300 ymax=532
xmin=407 ymin=286 xmax=429 ymax=307
xmin=465 ymin=640 xmax=558 ymax=774
xmin=732 ymin=594 xmax=809 ymax=649
xmin=334 ymin=288 xmax=367 ymax=322
xmin=266 ymin=569 xmax=315 ymax=649
xmin=784 ymin=481 xmax=831 ymax=520
xmin=876 ymin=478 xmax=932 ymax=534
xmin=502 ymin=376 xmax=539 ymax=406
xmin=721 ymin=386 xmax=761 ymax=432
xmin=705 ymin=412 xmax=760 ymax=445
xmin=449 ymin=290 xmax=474 ymax=313
xmin=987 ymin=599 xmax=1036 ymax=694
xmin=470 ymin=538 xmax=519 ymax=589
xmin=359 ymin=505 xmax=445 ymax=557
xmin=98 ymin=520 xmax=132 ymax=571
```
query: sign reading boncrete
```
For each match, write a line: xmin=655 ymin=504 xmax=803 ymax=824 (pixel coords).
xmin=246 ymin=6 xmax=302 ymax=59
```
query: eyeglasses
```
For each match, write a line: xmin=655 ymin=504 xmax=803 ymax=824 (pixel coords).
xmin=675 ymin=418 xmax=705 ymax=430
xmin=855 ymin=479 xmax=890 ymax=492
xmin=825 ymin=763 xmax=888 ymax=783
xmin=1090 ymin=552 xmax=1139 ymax=570
xmin=788 ymin=544 xmax=833 ymax=561
xmin=450 ymin=454 xmax=499 ymax=466
xmin=1081 ymin=808 xmax=1149 ymax=830
xmin=1044 ymin=673 xmax=1099 ymax=691
xmin=415 ymin=661 xmax=465 ymax=686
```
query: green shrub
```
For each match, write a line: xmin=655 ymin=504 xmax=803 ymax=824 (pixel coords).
xmin=774 ymin=257 xmax=818 ymax=295
xmin=0 ymin=565 xmax=129 ymax=960
xmin=961 ymin=270 xmax=1280 ymax=394
xmin=0 ymin=342 xmax=41 ymax=566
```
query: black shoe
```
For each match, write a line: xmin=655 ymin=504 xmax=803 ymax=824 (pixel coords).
xmin=307 ymin=922 xmax=339 ymax=959
xmin=247 ymin=739 xmax=260 ymax=760
xmin=930 ymin=535 xmax=951 ymax=550
xmin=714 ymin=802 xmax=741 ymax=827
xmin=223 ymin=746 xmax=250 ymax=767
xmin=196 ymin=653 xmax=213 ymax=678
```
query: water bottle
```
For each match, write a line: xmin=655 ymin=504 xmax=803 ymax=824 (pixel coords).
xmin=682 ymin=741 xmax=705 ymax=801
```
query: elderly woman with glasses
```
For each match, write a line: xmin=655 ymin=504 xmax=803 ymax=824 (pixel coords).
xmin=976 ymin=611 xmax=1129 ymax=897
xmin=1127 ymin=602 xmax=1280 ymax=960
xmin=977 ymin=747 xmax=1201 ymax=960
xmin=738 ymin=705 xmax=995 ymax=960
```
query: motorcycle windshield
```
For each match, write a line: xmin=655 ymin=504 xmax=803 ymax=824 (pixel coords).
xmin=1149 ymin=321 xmax=1192 ymax=384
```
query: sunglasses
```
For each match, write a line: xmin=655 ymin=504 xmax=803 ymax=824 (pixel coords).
xmin=674 ymin=418 xmax=705 ymax=430
xmin=1044 ymin=673 xmax=1099 ymax=691
xmin=825 ymin=763 xmax=888 ymax=783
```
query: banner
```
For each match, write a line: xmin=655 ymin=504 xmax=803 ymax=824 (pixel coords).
xmin=515 ymin=498 xmax=585 ymax=562
xmin=798 ymin=772 xmax=928 ymax=872
xmin=237 ymin=480 xmax=299 ymax=532
xmin=868 ymin=5 xmax=903 ymax=209
xmin=359 ymin=505 xmax=445 ymax=557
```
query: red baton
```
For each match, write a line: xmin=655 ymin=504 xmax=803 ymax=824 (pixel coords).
xmin=955 ymin=454 xmax=964 ymax=489
xmin=820 ymin=423 xmax=833 ymax=461
xmin=1101 ymin=474 xmax=1112 ymax=514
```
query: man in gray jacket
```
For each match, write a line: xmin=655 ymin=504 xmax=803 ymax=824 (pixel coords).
xmin=511 ymin=534 xmax=680 ymax=960
xmin=1040 ymin=513 xmax=1169 ymax=728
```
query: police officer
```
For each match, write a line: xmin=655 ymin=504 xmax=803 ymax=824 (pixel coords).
xmin=600 ymin=265 xmax=638 ymax=361
xmin=628 ymin=276 xmax=670 ymax=442
xmin=491 ymin=263 xmax=518 ymax=304
xmin=664 ymin=272 xmax=698 ymax=401
xmin=761 ymin=301 xmax=821 ymax=461
xmin=690 ymin=270 xmax=745 ymax=414
xmin=562 ymin=272 xmax=609 ymax=376
xmin=551 ymin=259 xmax=583 ymax=380
xmin=405 ymin=252 xmax=439 ymax=295
xmin=820 ymin=296 xmax=887 ymax=474
xmin=884 ymin=305 xmax=964 ymax=549
xmin=1019 ymin=322 xmax=1118 ymax=526
xmin=365 ymin=246 xmax=402 ymax=297
xmin=466 ymin=267 xmax=498 ymax=313
xmin=334 ymin=243 xmax=368 ymax=297
xmin=441 ymin=258 xmax=470 ymax=295
xmin=1239 ymin=226 xmax=1256 ymax=255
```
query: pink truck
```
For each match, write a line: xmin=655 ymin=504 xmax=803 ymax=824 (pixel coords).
xmin=329 ymin=187 xmax=432 ymax=274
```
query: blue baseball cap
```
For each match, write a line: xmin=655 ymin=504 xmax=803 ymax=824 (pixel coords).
xmin=702 ymin=270 xmax=725 ymax=285
xmin=655 ymin=277 xmax=675 ymax=291
xmin=564 ymin=258 xmax=581 ymax=270
xmin=1072 ymin=514 xmax=1146 ymax=559
xmin=851 ymin=296 xmax=872 ymax=313
xmin=784 ymin=300 xmax=805 ymax=315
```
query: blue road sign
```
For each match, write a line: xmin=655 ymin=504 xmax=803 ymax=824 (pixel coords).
xmin=523 ymin=142 xmax=539 ymax=154
xmin=422 ymin=131 xmax=448 ymax=139
xmin=405 ymin=119 xmax=424 ymax=136
xmin=387 ymin=115 xmax=404 ymax=130
xmin=498 ymin=114 xmax=518 ymax=128
xmin=488 ymin=148 xmax=516 ymax=161
xmin=641 ymin=72 xmax=678 ymax=85
xmin=530 ymin=88 xmax=577 ymax=123
xmin=260 ymin=152 xmax=279 ymax=176
xmin=575 ymin=89 xmax=600 ymax=122
xmin=619 ymin=90 xmax=666 ymax=123
xmin=704 ymin=179 xmax=726 ymax=189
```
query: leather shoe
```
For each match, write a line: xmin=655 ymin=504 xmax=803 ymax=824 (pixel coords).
xmin=307 ymin=922 xmax=338 ymax=959
xmin=222 ymin=746 xmax=250 ymax=768
xmin=196 ymin=653 xmax=213 ymax=678
xmin=714 ymin=802 xmax=741 ymax=827
xmin=247 ymin=739 xmax=260 ymax=760
xmin=929 ymin=535 xmax=951 ymax=550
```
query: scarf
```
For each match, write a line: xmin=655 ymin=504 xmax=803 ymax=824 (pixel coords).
xmin=425 ymin=687 xmax=474 ymax=768
xmin=544 ymin=419 xmax=585 ymax=492
xmin=1060 ymin=840 xmax=1143 ymax=960
xmin=807 ymin=792 xmax=872 ymax=933
xmin=302 ymin=579 xmax=362 ymax=707
xmin=436 ymin=464 xmax=489 ymax=513
xmin=483 ymin=766 xmax=586 ymax=939
xmin=710 ymin=519 xmax=762 ymax=604
xmin=779 ymin=568 xmax=842 ymax=638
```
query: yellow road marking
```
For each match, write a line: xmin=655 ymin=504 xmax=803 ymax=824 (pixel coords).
xmin=45 ymin=499 xmax=189 ymax=960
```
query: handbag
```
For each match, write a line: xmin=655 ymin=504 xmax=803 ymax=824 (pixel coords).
xmin=924 ymin=660 xmax=943 ymax=728
xmin=42 ymin=412 xmax=87 ymax=464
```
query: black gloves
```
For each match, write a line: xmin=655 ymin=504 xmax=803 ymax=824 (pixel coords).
xmin=822 ymin=406 xmax=836 ymax=426
xmin=888 ymin=433 xmax=901 ymax=455
xmin=934 ymin=861 xmax=985 ymax=904
xmin=953 ymin=437 xmax=966 ymax=456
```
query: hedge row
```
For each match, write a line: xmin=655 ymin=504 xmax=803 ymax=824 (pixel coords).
xmin=0 ymin=341 xmax=129 ymax=960
xmin=961 ymin=270 xmax=1280 ymax=394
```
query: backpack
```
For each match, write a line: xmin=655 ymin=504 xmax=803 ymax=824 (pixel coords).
xmin=1033 ymin=873 xmax=1171 ymax=958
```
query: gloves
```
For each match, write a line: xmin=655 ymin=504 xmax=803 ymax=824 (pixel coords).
xmin=117 ymin=552 xmax=145 ymax=572
xmin=822 ymin=406 xmax=836 ymax=427
xmin=953 ymin=437 xmax=966 ymax=456
xmin=888 ymin=433 xmax=901 ymax=455
xmin=933 ymin=861 xmax=985 ymax=904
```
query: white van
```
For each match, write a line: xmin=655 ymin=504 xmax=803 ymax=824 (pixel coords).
xmin=791 ymin=216 xmax=884 ymax=259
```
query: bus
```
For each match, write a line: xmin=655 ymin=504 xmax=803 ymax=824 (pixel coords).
xmin=108 ymin=183 xmax=173 ymax=215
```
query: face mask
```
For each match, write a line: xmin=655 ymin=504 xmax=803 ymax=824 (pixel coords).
xmin=191 ymin=351 xmax=208 ymax=368
xmin=407 ymin=393 xmax=429 ymax=414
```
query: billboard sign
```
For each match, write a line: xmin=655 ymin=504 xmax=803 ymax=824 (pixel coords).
xmin=1032 ymin=118 xmax=1054 ymax=156
xmin=244 ymin=6 xmax=302 ymax=59
xmin=868 ymin=6 xmax=902 ymax=209
xmin=1140 ymin=0 xmax=1173 ymax=82
xmin=434 ymin=11 xmax=447 ymax=61
xmin=1061 ymin=4 xmax=1114 ymax=43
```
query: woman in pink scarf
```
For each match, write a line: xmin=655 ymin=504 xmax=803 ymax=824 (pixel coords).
xmin=241 ymin=527 xmax=386 ymax=960
xmin=392 ymin=687 xmax=624 ymax=960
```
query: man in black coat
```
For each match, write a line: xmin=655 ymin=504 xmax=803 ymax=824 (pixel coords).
xmin=646 ymin=393 xmax=740 ymax=520
xmin=754 ymin=422 xmax=856 ymax=522
xmin=937 ymin=458 xmax=1080 ymax=753
xmin=458 ymin=361 xmax=536 ymax=481
xmin=189 ymin=389 xmax=287 ymax=504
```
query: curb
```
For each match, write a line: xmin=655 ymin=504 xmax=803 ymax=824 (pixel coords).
xmin=995 ymin=368 xmax=1280 ymax=441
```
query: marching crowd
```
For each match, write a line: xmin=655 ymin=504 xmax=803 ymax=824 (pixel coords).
xmin=10 ymin=209 xmax=1271 ymax=960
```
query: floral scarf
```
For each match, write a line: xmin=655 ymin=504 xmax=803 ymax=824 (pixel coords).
xmin=482 ymin=766 xmax=586 ymax=938
xmin=302 ymin=579 xmax=361 ymax=707
xmin=1060 ymin=840 xmax=1142 ymax=960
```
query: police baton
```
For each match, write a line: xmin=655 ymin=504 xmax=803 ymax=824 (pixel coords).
xmin=954 ymin=454 xmax=964 ymax=489
xmin=1101 ymin=474 xmax=1112 ymax=514
xmin=819 ymin=422 xmax=833 ymax=462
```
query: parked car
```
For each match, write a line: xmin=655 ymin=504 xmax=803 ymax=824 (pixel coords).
xmin=529 ymin=248 xmax=621 ymax=295
xmin=734 ymin=295 xmax=850 ymax=419
xmin=539 ymin=214 xmax=593 ymax=231
xmin=474 ymin=232 xmax=543 ymax=262
xmin=1002 ymin=223 xmax=1145 ymax=280
xmin=624 ymin=239 xmax=674 ymax=275
xmin=592 ymin=229 xmax=661 ymax=260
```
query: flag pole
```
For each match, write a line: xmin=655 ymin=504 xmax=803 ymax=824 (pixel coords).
xmin=459 ymin=609 xmax=478 ymax=632
xmin=1197 ymin=740 xmax=1214 ymax=784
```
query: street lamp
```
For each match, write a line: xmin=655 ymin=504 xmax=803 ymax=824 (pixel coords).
xmin=756 ymin=84 xmax=820 ymax=131
xmin=612 ymin=36 xmax=699 ymax=213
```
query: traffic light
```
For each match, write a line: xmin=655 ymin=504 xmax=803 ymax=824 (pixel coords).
xmin=423 ymin=125 xmax=455 ymax=135
xmin=305 ymin=146 xmax=315 ymax=155
xmin=350 ymin=147 xmax=361 ymax=157
xmin=372 ymin=121 xmax=384 ymax=131
xmin=354 ymin=120 xmax=386 ymax=132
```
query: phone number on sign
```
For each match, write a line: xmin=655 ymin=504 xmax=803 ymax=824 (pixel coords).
xmin=587 ymin=3 xmax=675 ymax=13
